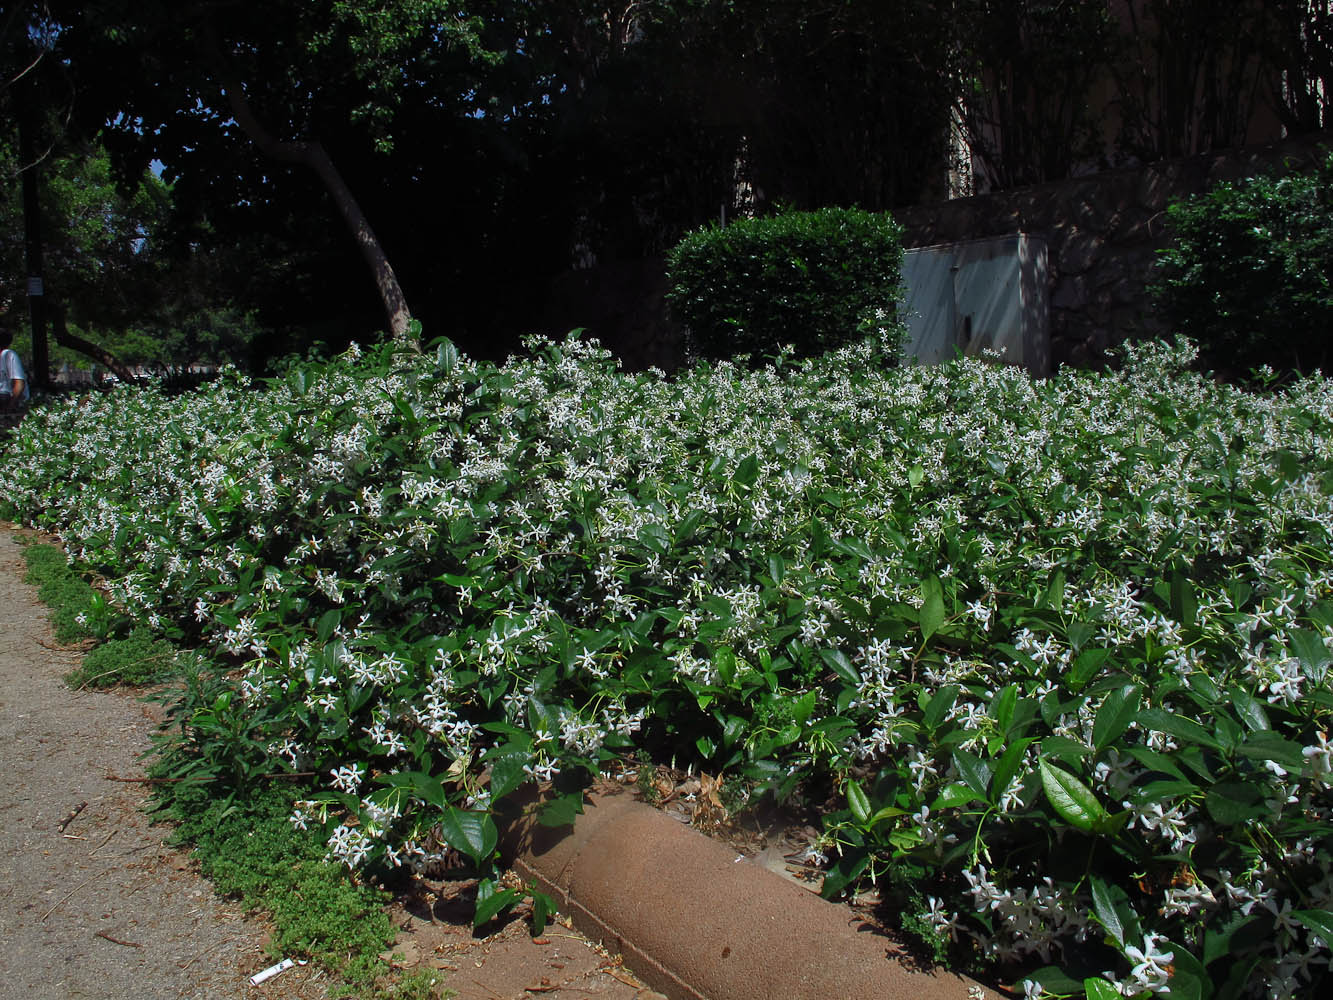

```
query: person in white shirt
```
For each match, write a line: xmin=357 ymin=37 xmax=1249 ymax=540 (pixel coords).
xmin=0 ymin=328 xmax=29 ymax=412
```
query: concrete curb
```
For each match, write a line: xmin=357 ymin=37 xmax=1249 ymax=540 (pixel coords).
xmin=497 ymin=787 xmax=989 ymax=1000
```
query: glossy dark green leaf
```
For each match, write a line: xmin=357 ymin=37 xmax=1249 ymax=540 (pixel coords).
xmin=1294 ymin=908 xmax=1333 ymax=943
xmin=733 ymin=454 xmax=761 ymax=486
xmin=438 ymin=807 xmax=498 ymax=866
xmin=818 ymin=647 xmax=860 ymax=684
xmin=1136 ymin=707 xmax=1223 ymax=751
xmin=1170 ymin=568 xmax=1197 ymax=628
xmin=932 ymin=782 xmax=982 ymax=809
xmin=953 ymin=748 xmax=993 ymax=798
xmin=1089 ymin=876 xmax=1124 ymax=947
xmin=846 ymin=780 xmax=871 ymax=825
xmin=530 ymin=889 xmax=555 ymax=937
xmin=1038 ymin=758 xmax=1110 ymax=832
xmin=473 ymin=880 xmax=521 ymax=926
xmin=922 ymin=684 xmax=959 ymax=731
xmin=1290 ymin=629 xmax=1331 ymax=682
xmin=1093 ymin=683 xmax=1142 ymax=752
xmin=920 ymin=576 xmax=945 ymax=642
xmin=1069 ymin=647 xmax=1112 ymax=690
xmin=486 ymin=749 xmax=531 ymax=801
xmin=990 ymin=683 xmax=1018 ymax=731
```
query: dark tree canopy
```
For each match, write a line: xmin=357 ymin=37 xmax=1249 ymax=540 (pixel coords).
xmin=3 ymin=1 xmax=1328 ymax=373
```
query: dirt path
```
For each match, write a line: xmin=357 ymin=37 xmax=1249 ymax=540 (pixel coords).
xmin=0 ymin=526 xmax=325 ymax=1000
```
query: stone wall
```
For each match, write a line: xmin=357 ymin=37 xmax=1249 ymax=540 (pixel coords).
xmin=892 ymin=131 xmax=1333 ymax=370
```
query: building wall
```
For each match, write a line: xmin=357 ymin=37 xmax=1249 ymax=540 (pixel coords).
xmin=895 ymin=130 xmax=1332 ymax=370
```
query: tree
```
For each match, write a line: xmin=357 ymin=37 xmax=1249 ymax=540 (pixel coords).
xmin=50 ymin=0 xmax=499 ymax=344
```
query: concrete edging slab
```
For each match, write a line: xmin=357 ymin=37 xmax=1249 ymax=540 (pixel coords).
xmin=497 ymin=787 xmax=989 ymax=1000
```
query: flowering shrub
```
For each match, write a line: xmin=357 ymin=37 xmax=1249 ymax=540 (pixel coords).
xmin=3 ymin=334 xmax=1333 ymax=998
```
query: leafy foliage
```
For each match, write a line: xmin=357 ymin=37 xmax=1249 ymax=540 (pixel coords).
xmin=21 ymin=541 xmax=118 ymax=643
xmin=1152 ymin=152 xmax=1333 ymax=374
xmin=153 ymin=781 xmax=401 ymax=990
xmin=4 ymin=334 xmax=1333 ymax=998
xmin=665 ymin=207 xmax=905 ymax=363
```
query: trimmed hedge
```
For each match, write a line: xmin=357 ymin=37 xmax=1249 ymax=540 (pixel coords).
xmin=665 ymin=207 xmax=905 ymax=363
xmin=1151 ymin=151 xmax=1333 ymax=375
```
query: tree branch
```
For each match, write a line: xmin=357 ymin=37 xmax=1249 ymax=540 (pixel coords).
xmin=48 ymin=302 xmax=136 ymax=383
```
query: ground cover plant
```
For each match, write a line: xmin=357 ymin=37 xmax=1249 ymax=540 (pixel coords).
xmin=3 ymin=333 xmax=1333 ymax=999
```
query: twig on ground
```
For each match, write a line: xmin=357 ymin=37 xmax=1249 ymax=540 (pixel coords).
xmin=88 ymin=829 xmax=117 ymax=856
xmin=95 ymin=930 xmax=142 ymax=948
xmin=40 ymin=870 xmax=104 ymax=921
xmin=56 ymin=800 xmax=87 ymax=832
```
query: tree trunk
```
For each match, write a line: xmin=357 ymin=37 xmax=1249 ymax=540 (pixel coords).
xmin=48 ymin=303 xmax=137 ymax=384
xmin=18 ymin=84 xmax=50 ymax=387
xmin=221 ymin=82 xmax=417 ymax=347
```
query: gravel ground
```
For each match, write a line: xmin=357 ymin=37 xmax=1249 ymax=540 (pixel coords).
xmin=0 ymin=525 xmax=326 ymax=1000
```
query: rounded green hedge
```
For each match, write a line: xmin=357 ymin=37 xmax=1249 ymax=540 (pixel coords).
xmin=665 ymin=207 xmax=905 ymax=363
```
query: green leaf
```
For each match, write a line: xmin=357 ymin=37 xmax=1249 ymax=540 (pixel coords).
xmin=537 ymin=791 xmax=585 ymax=828
xmin=1229 ymin=688 xmax=1271 ymax=732
xmin=1290 ymin=629 xmax=1331 ymax=682
xmin=819 ymin=846 xmax=870 ymax=899
xmin=1235 ymin=731 xmax=1306 ymax=772
xmin=1204 ymin=781 xmax=1266 ymax=825
xmin=1203 ymin=913 xmax=1264 ymax=966
xmin=435 ymin=337 xmax=459 ymax=374
xmin=990 ymin=738 xmax=1033 ymax=803
xmin=1160 ymin=939 xmax=1206 ymax=1000
xmin=1020 ymin=967 xmax=1085 ymax=995
xmin=530 ymin=889 xmax=555 ymax=936
xmin=1093 ymin=684 xmax=1142 ymax=752
xmin=637 ymin=523 xmax=671 ymax=555
xmin=316 ymin=608 xmax=341 ymax=643
xmin=922 ymin=684 xmax=959 ymax=731
xmin=438 ymin=808 xmax=498 ymax=866
xmin=1069 ymin=648 xmax=1112 ymax=690
xmin=486 ymin=749 xmax=530 ymax=802
xmin=818 ymin=647 xmax=860 ymax=684
xmin=1043 ymin=570 xmax=1066 ymax=611
xmin=919 ymin=576 xmax=945 ymax=642
xmin=846 ymin=780 xmax=871 ymax=825
xmin=1293 ymin=908 xmax=1333 ymax=943
xmin=953 ymin=749 xmax=993 ymax=799
xmin=791 ymin=688 xmax=818 ymax=727
xmin=1089 ymin=876 xmax=1124 ymax=947
xmin=473 ymin=880 xmax=521 ymax=926
xmin=733 ymin=453 xmax=761 ymax=486
xmin=932 ymin=782 xmax=983 ymax=810
xmin=1170 ymin=568 xmax=1197 ymax=628
xmin=990 ymin=683 xmax=1018 ymax=732
xmin=1084 ymin=978 xmax=1121 ymax=1000
xmin=1038 ymin=758 xmax=1110 ymax=832
xmin=1136 ymin=707 xmax=1223 ymax=751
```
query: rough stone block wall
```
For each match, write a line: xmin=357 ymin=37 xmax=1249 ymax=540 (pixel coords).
xmin=893 ymin=131 xmax=1333 ymax=370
